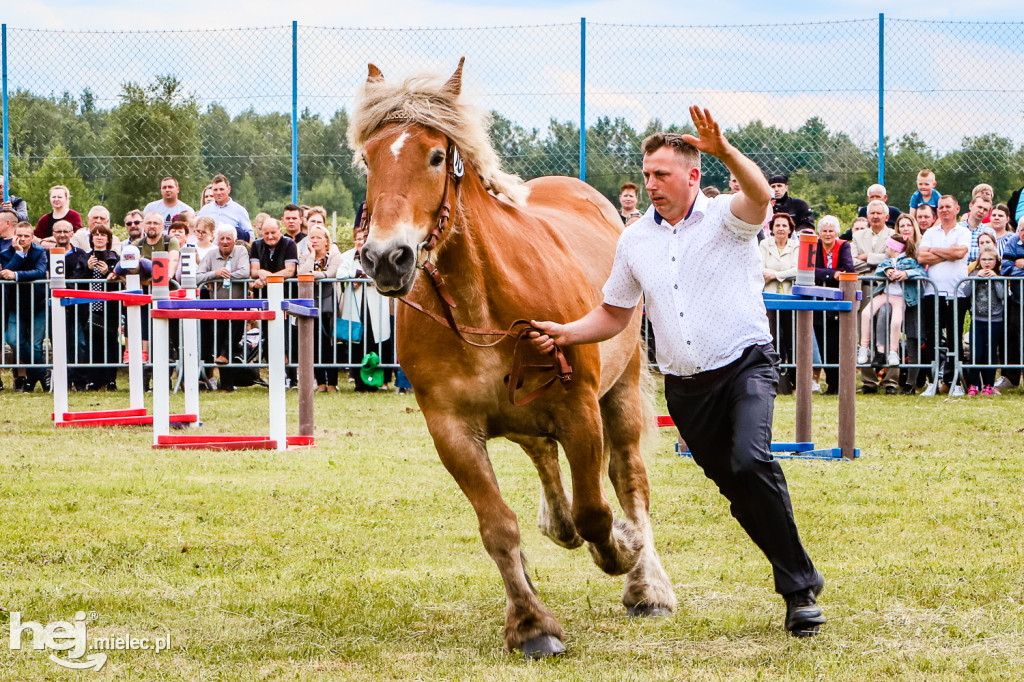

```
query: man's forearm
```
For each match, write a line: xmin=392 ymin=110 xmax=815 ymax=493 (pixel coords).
xmin=561 ymin=303 xmax=636 ymax=346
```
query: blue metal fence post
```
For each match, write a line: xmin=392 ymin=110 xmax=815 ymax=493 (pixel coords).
xmin=291 ymin=20 xmax=299 ymax=204
xmin=2 ymin=23 xmax=9 ymax=203
xmin=579 ymin=17 xmax=586 ymax=183
xmin=877 ymin=13 xmax=885 ymax=186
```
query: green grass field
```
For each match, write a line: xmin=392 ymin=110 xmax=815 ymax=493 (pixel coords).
xmin=1 ymin=379 xmax=1023 ymax=680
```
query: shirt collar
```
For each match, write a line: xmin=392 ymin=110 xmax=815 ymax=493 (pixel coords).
xmin=653 ymin=190 xmax=708 ymax=227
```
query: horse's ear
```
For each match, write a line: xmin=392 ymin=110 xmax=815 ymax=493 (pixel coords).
xmin=441 ymin=57 xmax=465 ymax=97
xmin=367 ymin=64 xmax=384 ymax=83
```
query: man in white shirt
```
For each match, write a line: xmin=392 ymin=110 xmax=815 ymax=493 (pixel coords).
xmin=918 ymin=195 xmax=971 ymax=391
xmin=143 ymin=176 xmax=193 ymax=232
xmin=531 ymin=107 xmax=825 ymax=637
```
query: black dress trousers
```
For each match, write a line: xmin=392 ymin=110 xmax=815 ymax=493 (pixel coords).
xmin=664 ymin=343 xmax=818 ymax=596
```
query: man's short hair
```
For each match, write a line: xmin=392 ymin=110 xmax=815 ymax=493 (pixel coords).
xmin=124 ymin=209 xmax=143 ymax=220
xmin=969 ymin=193 xmax=992 ymax=206
xmin=88 ymin=205 xmax=110 ymax=220
xmin=161 ymin=176 xmax=178 ymax=185
xmin=641 ymin=133 xmax=701 ymax=170
xmin=620 ymin=182 xmax=638 ymax=194
xmin=702 ymin=186 xmax=721 ymax=198
xmin=866 ymin=184 xmax=887 ymax=197
xmin=867 ymin=199 xmax=888 ymax=213
xmin=0 ymin=208 xmax=18 ymax=223
xmin=210 ymin=173 xmax=229 ymax=186
xmin=52 ymin=220 xmax=74 ymax=233
xmin=214 ymin=224 xmax=237 ymax=241
xmin=939 ymin=194 xmax=959 ymax=207
xmin=283 ymin=203 xmax=302 ymax=215
xmin=917 ymin=168 xmax=935 ymax=180
xmin=916 ymin=203 xmax=937 ymax=218
xmin=15 ymin=220 xmax=34 ymax=233
xmin=971 ymin=184 xmax=993 ymax=199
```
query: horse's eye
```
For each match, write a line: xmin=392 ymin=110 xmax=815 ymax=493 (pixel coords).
xmin=430 ymin=151 xmax=445 ymax=167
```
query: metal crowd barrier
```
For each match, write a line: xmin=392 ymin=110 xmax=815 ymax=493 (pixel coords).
xmin=0 ymin=277 xmax=402 ymax=373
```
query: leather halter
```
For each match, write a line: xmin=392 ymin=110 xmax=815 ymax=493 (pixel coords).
xmin=359 ymin=126 xmax=573 ymax=406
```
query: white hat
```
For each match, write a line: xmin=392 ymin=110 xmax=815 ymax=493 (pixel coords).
xmin=119 ymin=244 xmax=141 ymax=269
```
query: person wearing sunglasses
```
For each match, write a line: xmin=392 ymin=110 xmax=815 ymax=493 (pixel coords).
xmin=123 ymin=210 xmax=144 ymax=241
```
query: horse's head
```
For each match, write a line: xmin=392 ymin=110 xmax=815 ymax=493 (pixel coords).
xmin=357 ymin=60 xmax=466 ymax=297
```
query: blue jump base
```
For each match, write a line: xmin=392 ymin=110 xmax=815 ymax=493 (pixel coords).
xmin=675 ymin=441 xmax=859 ymax=461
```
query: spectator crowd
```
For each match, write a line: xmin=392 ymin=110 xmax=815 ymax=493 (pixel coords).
xmin=0 ymin=174 xmax=408 ymax=394
xmin=3 ymin=167 xmax=1024 ymax=400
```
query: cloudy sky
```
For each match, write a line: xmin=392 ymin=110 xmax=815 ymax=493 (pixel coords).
xmin=4 ymin=2 xmax=1022 ymax=156
xmin=4 ymin=0 xmax=1021 ymax=30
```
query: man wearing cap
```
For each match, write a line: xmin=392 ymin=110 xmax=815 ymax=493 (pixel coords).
xmin=0 ymin=175 xmax=28 ymax=222
xmin=143 ymin=176 xmax=193 ymax=232
xmin=531 ymin=107 xmax=826 ymax=637
xmin=768 ymin=174 xmax=814 ymax=231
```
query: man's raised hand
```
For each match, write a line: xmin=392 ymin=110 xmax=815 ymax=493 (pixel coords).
xmin=681 ymin=107 xmax=732 ymax=160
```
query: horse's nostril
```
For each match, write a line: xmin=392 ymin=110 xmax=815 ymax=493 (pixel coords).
xmin=388 ymin=244 xmax=415 ymax=272
xmin=360 ymin=246 xmax=377 ymax=274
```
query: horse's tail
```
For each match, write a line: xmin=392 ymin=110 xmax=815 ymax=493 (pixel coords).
xmin=638 ymin=354 xmax=659 ymax=455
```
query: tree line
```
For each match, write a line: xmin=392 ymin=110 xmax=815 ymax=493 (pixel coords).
xmin=5 ymin=76 xmax=1023 ymax=229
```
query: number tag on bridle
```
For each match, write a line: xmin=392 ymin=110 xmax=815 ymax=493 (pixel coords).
xmin=451 ymin=147 xmax=465 ymax=178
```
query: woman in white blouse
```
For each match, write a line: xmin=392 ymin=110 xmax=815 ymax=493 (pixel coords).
xmin=760 ymin=212 xmax=799 ymax=392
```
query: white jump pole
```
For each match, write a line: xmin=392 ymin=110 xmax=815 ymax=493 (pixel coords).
xmin=151 ymin=252 xmax=171 ymax=446
xmin=125 ymin=272 xmax=144 ymax=410
xmin=179 ymin=246 xmax=200 ymax=428
xmin=267 ymin=276 xmax=287 ymax=451
xmin=49 ymin=248 xmax=69 ymax=425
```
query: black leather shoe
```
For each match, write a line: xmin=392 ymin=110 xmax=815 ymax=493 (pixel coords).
xmin=13 ymin=376 xmax=26 ymax=391
xmin=784 ymin=570 xmax=825 ymax=637
xmin=860 ymin=386 xmax=878 ymax=394
xmin=885 ymin=386 xmax=898 ymax=395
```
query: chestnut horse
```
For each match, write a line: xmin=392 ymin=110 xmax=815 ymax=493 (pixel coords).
xmin=350 ymin=59 xmax=675 ymax=657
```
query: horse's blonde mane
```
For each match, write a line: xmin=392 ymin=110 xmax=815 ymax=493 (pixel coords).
xmin=349 ymin=61 xmax=529 ymax=205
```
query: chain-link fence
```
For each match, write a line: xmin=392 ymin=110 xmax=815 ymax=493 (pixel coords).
xmin=2 ymin=17 xmax=1023 ymax=229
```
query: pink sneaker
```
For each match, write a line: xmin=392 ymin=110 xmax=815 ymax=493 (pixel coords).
xmin=981 ymin=385 xmax=995 ymax=396
xmin=966 ymin=385 xmax=979 ymax=396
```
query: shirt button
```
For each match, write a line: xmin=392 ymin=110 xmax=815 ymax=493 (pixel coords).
xmin=671 ymin=257 xmax=675 ymax=261
xmin=686 ymin=341 xmax=691 ymax=345
xmin=674 ymin=284 xmax=678 ymax=289
xmin=679 ymin=312 xmax=683 ymax=317
xmin=673 ymin=229 xmax=677 ymax=234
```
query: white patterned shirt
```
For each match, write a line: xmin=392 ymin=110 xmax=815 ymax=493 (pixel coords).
xmin=602 ymin=191 xmax=771 ymax=376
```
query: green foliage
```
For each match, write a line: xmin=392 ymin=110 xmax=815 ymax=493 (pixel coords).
xmin=302 ymin=174 xmax=355 ymax=221
xmin=20 ymin=143 xmax=98 ymax=221
xmin=105 ymin=76 xmax=204 ymax=221
xmin=4 ymin=80 xmax=1024 ymax=230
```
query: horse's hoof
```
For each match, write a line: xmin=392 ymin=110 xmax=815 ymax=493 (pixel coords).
xmin=626 ymin=604 xmax=672 ymax=618
xmin=518 ymin=634 xmax=566 ymax=659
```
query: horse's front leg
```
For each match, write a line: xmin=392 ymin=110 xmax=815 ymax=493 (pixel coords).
xmin=425 ymin=411 xmax=566 ymax=658
xmin=556 ymin=397 xmax=643 ymax=576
